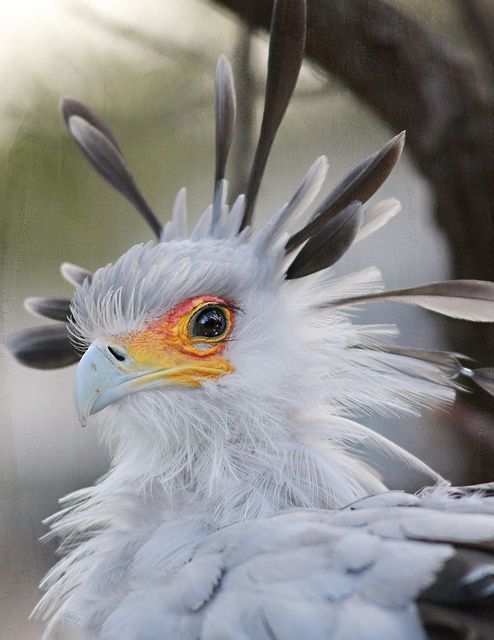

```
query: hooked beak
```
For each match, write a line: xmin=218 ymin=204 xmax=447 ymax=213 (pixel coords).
xmin=74 ymin=342 xmax=167 ymax=427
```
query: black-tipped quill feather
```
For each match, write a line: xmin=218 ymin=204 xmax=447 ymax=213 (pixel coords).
xmin=213 ymin=56 xmax=236 ymax=225
xmin=24 ymin=297 xmax=72 ymax=322
xmin=286 ymin=202 xmax=362 ymax=279
xmin=241 ymin=0 xmax=306 ymax=229
xmin=286 ymin=132 xmax=405 ymax=252
xmin=323 ymin=280 xmax=494 ymax=322
xmin=60 ymin=262 xmax=93 ymax=287
xmin=6 ymin=325 xmax=80 ymax=370
xmin=62 ymin=100 xmax=162 ymax=238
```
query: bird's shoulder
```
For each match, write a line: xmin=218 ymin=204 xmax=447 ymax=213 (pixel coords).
xmin=100 ymin=486 xmax=494 ymax=640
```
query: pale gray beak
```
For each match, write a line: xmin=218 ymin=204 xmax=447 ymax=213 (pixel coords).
xmin=74 ymin=339 xmax=222 ymax=427
xmin=74 ymin=342 xmax=162 ymax=426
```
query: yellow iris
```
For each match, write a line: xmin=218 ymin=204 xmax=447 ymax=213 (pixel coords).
xmin=118 ymin=296 xmax=235 ymax=387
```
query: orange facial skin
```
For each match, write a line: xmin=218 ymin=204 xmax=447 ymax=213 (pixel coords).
xmin=118 ymin=296 xmax=235 ymax=388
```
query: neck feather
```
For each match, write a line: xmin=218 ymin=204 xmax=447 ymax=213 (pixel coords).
xmin=91 ymin=389 xmax=385 ymax=528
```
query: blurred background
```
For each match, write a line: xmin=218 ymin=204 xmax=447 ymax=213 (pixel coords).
xmin=2 ymin=0 xmax=494 ymax=637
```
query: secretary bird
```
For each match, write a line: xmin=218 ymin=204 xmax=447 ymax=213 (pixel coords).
xmin=7 ymin=1 xmax=494 ymax=638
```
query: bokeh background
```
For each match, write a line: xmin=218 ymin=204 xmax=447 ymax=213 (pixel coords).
xmin=2 ymin=1 xmax=494 ymax=638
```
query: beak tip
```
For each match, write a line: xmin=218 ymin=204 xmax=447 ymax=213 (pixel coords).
xmin=74 ymin=342 xmax=134 ymax=428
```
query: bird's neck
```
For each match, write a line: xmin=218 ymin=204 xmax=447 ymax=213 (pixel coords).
xmin=96 ymin=393 xmax=385 ymax=530
xmin=43 ymin=393 xmax=386 ymax=633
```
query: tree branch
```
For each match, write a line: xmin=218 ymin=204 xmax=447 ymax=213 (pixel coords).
xmin=457 ymin=0 xmax=494 ymax=85
xmin=68 ymin=1 xmax=203 ymax=63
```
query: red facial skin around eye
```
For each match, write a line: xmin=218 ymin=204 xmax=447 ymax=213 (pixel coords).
xmin=112 ymin=296 xmax=237 ymax=387
xmin=157 ymin=296 xmax=229 ymax=335
xmin=124 ymin=296 xmax=235 ymax=364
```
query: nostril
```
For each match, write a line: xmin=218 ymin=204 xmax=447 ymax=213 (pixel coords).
xmin=108 ymin=345 xmax=126 ymax=362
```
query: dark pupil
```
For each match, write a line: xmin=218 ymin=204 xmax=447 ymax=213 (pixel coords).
xmin=193 ymin=307 xmax=227 ymax=339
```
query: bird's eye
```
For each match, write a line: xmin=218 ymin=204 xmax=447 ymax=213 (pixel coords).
xmin=190 ymin=305 xmax=228 ymax=340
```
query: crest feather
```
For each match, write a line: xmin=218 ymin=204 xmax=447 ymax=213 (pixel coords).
xmin=286 ymin=132 xmax=405 ymax=252
xmin=242 ymin=0 xmax=307 ymax=229
xmin=62 ymin=99 xmax=162 ymax=238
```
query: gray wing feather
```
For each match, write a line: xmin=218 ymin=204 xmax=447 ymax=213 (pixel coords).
xmin=422 ymin=547 xmax=494 ymax=604
xmin=101 ymin=489 xmax=494 ymax=640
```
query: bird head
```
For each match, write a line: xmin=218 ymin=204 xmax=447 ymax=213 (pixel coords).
xmin=7 ymin=0 xmax=494 ymax=488
xmin=69 ymin=234 xmax=309 ymax=433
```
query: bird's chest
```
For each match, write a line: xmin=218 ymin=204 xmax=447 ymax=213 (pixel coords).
xmin=69 ymin=503 xmax=213 ymax=635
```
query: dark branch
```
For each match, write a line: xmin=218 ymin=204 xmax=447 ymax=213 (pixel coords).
xmin=67 ymin=1 xmax=203 ymax=62
xmin=457 ymin=0 xmax=494 ymax=85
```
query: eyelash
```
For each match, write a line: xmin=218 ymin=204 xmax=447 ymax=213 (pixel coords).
xmin=226 ymin=303 xmax=243 ymax=315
